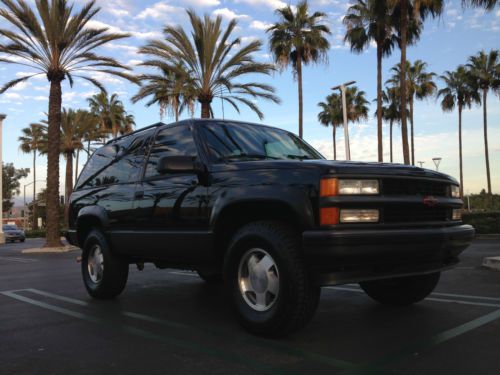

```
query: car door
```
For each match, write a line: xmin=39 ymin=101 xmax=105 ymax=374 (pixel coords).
xmin=133 ymin=123 xmax=211 ymax=264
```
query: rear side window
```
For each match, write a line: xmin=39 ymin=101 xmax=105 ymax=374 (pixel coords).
xmin=144 ymin=125 xmax=198 ymax=179
xmin=76 ymin=129 xmax=154 ymax=189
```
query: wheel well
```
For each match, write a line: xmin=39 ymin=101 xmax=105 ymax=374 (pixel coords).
xmin=76 ymin=216 xmax=103 ymax=247
xmin=213 ymin=201 xmax=303 ymax=260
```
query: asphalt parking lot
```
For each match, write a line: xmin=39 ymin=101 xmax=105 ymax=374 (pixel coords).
xmin=1 ymin=238 xmax=499 ymax=375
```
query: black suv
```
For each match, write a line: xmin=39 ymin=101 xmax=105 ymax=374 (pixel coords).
xmin=67 ymin=119 xmax=474 ymax=337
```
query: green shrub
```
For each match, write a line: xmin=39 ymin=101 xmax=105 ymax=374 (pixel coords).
xmin=462 ymin=211 xmax=500 ymax=234
xmin=24 ymin=229 xmax=48 ymax=238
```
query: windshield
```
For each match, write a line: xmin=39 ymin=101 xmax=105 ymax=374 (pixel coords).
xmin=3 ymin=225 xmax=18 ymax=230
xmin=201 ymin=122 xmax=324 ymax=162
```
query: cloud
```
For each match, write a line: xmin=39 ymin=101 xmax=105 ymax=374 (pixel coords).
xmin=85 ymin=19 xmax=126 ymax=35
xmin=135 ymin=2 xmax=183 ymax=20
xmin=182 ymin=0 xmax=221 ymax=6
xmin=234 ymin=0 xmax=288 ymax=10
xmin=212 ymin=8 xmax=250 ymax=20
xmin=250 ymin=20 xmax=272 ymax=30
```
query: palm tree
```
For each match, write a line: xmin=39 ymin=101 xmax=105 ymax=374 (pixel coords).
xmin=317 ymin=87 xmax=369 ymax=160
xmin=88 ymin=92 xmax=134 ymax=139
xmin=0 ymin=0 xmax=135 ymax=247
xmin=344 ymin=0 xmax=397 ymax=162
xmin=388 ymin=60 xmax=436 ymax=165
xmin=388 ymin=0 xmax=443 ymax=165
xmin=18 ymin=123 xmax=47 ymax=230
xmin=268 ymin=0 xmax=330 ymax=138
xmin=132 ymin=61 xmax=196 ymax=122
xmin=139 ymin=10 xmax=279 ymax=121
xmin=462 ymin=0 xmax=498 ymax=9
xmin=380 ymin=86 xmax=405 ymax=163
xmin=318 ymin=95 xmax=343 ymax=160
xmin=73 ymin=110 xmax=98 ymax=182
xmin=467 ymin=50 xmax=500 ymax=196
xmin=438 ymin=66 xmax=480 ymax=198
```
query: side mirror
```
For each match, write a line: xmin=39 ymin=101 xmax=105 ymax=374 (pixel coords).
xmin=156 ymin=155 xmax=198 ymax=174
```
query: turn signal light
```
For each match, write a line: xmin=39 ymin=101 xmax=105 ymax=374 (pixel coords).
xmin=320 ymin=178 xmax=338 ymax=197
xmin=320 ymin=207 xmax=339 ymax=225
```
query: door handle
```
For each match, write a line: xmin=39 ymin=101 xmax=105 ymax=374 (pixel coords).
xmin=134 ymin=190 xmax=144 ymax=199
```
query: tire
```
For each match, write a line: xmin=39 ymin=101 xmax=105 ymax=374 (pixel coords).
xmin=197 ymin=270 xmax=223 ymax=283
xmin=224 ymin=221 xmax=320 ymax=337
xmin=359 ymin=272 xmax=441 ymax=306
xmin=81 ymin=229 xmax=129 ymax=299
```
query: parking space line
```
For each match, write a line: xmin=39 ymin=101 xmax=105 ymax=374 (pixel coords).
xmin=0 ymin=256 xmax=38 ymax=263
xmin=425 ymin=297 xmax=500 ymax=308
xmin=0 ymin=290 xmax=303 ymax=375
xmin=3 ymin=288 xmax=361 ymax=372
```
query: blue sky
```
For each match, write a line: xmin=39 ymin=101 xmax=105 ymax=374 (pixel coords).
xmin=0 ymin=0 xmax=499 ymax=202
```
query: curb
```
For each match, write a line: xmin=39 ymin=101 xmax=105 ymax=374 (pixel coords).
xmin=482 ymin=257 xmax=500 ymax=271
xmin=22 ymin=245 xmax=79 ymax=254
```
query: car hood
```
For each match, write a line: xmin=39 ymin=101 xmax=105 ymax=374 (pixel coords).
xmin=212 ymin=159 xmax=457 ymax=184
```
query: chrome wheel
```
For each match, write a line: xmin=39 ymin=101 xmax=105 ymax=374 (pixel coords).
xmin=238 ymin=248 xmax=279 ymax=312
xmin=87 ymin=245 xmax=104 ymax=284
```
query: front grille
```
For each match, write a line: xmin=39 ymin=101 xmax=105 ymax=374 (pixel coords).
xmin=384 ymin=205 xmax=450 ymax=223
xmin=383 ymin=179 xmax=449 ymax=197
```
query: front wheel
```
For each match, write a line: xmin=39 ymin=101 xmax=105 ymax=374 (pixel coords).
xmin=360 ymin=272 xmax=440 ymax=306
xmin=225 ymin=221 xmax=320 ymax=337
xmin=82 ymin=229 xmax=129 ymax=299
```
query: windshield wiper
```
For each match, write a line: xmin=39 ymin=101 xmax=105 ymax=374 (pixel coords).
xmin=286 ymin=154 xmax=313 ymax=160
xmin=219 ymin=153 xmax=279 ymax=162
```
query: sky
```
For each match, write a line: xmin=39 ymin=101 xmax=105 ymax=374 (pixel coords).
xmin=0 ymin=0 xmax=499 ymax=205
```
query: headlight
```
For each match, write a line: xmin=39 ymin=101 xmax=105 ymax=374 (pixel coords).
xmin=452 ymin=209 xmax=462 ymax=221
xmin=340 ymin=209 xmax=379 ymax=223
xmin=451 ymin=185 xmax=460 ymax=198
xmin=338 ymin=179 xmax=379 ymax=195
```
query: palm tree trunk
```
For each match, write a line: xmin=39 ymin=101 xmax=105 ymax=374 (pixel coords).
xmin=332 ymin=125 xmax=336 ymax=160
xmin=399 ymin=0 xmax=410 ymax=165
xmin=482 ymin=88 xmax=492 ymax=197
xmin=32 ymin=151 xmax=37 ymax=230
xmin=64 ymin=151 xmax=73 ymax=228
xmin=376 ymin=43 xmax=383 ymax=162
xmin=45 ymin=80 xmax=63 ymax=247
xmin=87 ymin=139 xmax=91 ymax=160
xmin=201 ymin=101 xmax=211 ymax=119
xmin=390 ymin=120 xmax=393 ymax=163
xmin=410 ymin=96 xmax=415 ymax=166
xmin=458 ymin=103 xmax=464 ymax=198
xmin=75 ymin=149 xmax=80 ymax=185
xmin=297 ymin=55 xmax=304 ymax=139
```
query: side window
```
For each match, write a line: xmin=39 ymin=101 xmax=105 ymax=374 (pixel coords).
xmin=144 ymin=125 xmax=198 ymax=179
xmin=76 ymin=144 xmax=116 ymax=189
xmin=75 ymin=130 xmax=154 ymax=189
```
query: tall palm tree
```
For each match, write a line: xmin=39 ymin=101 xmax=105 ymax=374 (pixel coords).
xmin=268 ymin=0 xmax=330 ymax=139
xmin=88 ymin=92 xmax=134 ymax=139
xmin=344 ymin=0 xmax=396 ymax=162
xmin=388 ymin=60 xmax=436 ymax=165
xmin=317 ymin=87 xmax=369 ymax=160
xmin=139 ymin=10 xmax=279 ymax=121
xmin=18 ymin=123 xmax=47 ymax=230
xmin=132 ymin=61 xmax=196 ymax=122
xmin=467 ymin=49 xmax=500 ymax=196
xmin=0 ymin=0 xmax=135 ymax=247
xmin=388 ymin=0 xmax=443 ymax=164
xmin=438 ymin=66 xmax=480 ymax=198
xmin=39 ymin=109 xmax=83 ymax=225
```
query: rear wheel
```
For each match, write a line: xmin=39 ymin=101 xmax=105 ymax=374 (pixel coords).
xmin=360 ymin=272 xmax=440 ymax=306
xmin=224 ymin=221 xmax=320 ymax=337
xmin=82 ymin=229 xmax=129 ymax=299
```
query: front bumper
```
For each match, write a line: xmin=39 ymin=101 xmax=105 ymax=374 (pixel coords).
xmin=303 ymin=224 xmax=475 ymax=285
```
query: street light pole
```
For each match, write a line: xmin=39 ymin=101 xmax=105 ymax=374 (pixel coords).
xmin=432 ymin=157 xmax=442 ymax=171
xmin=332 ymin=81 xmax=356 ymax=161
xmin=0 ymin=114 xmax=5 ymax=244
xmin=417 ymin=161 xmax=425 ymax=168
